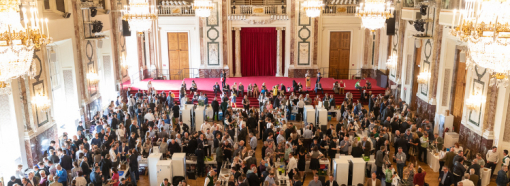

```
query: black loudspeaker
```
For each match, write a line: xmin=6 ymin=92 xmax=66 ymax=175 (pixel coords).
xmin=122 ymin=20 xmax=131 ymax=36
xmin=386 ymin=17 xmax=396 ymax=35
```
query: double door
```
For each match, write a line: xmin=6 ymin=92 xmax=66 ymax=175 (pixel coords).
xmin=168 ymin=32 xmax=189 ymax=80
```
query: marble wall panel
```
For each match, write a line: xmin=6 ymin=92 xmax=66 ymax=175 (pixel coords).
xmin=29 ymin=124 xmax=58 ymax=166
xmin=199 ymin=69 xmax=230 ymax=78
xmin=313 ymin=18 xmax=318 ymax=65
xmin=415 ymin=95 xmax=436 ymax=123
xmin=290 ymin=0 xmax=296 ymax=65
xmin=459 ymin=124 xmax=493 ymax=158
xmin=287 ymin=69 xmax=318 ymax=78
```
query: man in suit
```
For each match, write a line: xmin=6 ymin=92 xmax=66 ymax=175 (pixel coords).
xmin=211 ymin=97 xmax=220 ymax=121
xmin=469 ymin=169 xmax=480 ymax=186
xmin=375 ymin=146 xmax=386 ymax=179
xmin=329 ymin=95 xmax=336 ymax=110
xmin=325 ymin=175 xmax=339 ymax=186
xmin=213 ymin=82 xmax=221 ymax=97
xmin=315 ymin=82 xmax=324 ymax=94
xmin=238 ymin=82 xmax=245 ymax=97
xmin=280 ymin=83 xmax=286 ymax=94
xmin=58 ymin=149 xmax=72 ymax=172
xmin=365 ymin=172 xmax=381 ymax=186
xmin=469 ymin=159 xmax=482 ymax=177
xmin=128 ymin=149 xmax=139 ymax=186
xmin=247 ymin=166 xmax=261 ymax=186
xmin=434 ymin=133 xmax=444 ymax=151
xmin=439 ymin=167 xmax=454 ymax=186
xmin=362 ymin=137 xmax=372 ymax=156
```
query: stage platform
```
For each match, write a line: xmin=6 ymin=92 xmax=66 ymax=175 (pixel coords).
xmin=125 ymin=76 xmax=385 ymax=108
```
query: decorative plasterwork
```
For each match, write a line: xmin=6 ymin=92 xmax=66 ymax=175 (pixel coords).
xmin=468 ymin=66 xmax=487 ymax=127
xmin=243 ymin=19 xmax=276 ymax=25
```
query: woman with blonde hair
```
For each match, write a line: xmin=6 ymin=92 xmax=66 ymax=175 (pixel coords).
xmin=403 ymin=162 xmax=416 ymax=186
xmin=409 ymin=133 xmax=420 ymax=165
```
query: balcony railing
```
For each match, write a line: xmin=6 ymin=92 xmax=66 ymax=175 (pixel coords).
xmin=322 ymin=5 xmax=357 ymax=15
xmin=230 ymin=5 xmax=287 ymax=15
xmin=157 ymin=4 xmax=195 ymax=16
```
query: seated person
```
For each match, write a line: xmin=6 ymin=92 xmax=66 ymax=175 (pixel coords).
xmin=190 ymin=80 xmax=197 ymax=93
xmin=354 ymin=80 xmax=362 ymax=90
xmin=365 ymin=80 xmax=372 ymax=89
xmin=314 ymin=82 xmax=324 ymax=94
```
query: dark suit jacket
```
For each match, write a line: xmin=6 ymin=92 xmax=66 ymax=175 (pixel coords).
xmin=439 ymin=171 xmax=454 ymax=186
xmin=90 ymin=172 xmax=103 ymax=186
xmin=247 ymin=172 xmax=261 ymax=186
xmin=60 ymin=154 xmax=73 ymax=170
xmin=365 ymin=178 xmax=381 ymax=186
xmin=325 ymin=180 xmax=339 ymax=186
xmin=361 ymin=140 xmax=372 ymax=156
xmin=441 ymin=152 xmax=456 ymax=170
xmin=470 ymin=174 xmax=480 ymax=186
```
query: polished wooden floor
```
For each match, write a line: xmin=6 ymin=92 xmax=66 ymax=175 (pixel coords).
xmin=135 ymin=120 xmax=498 ymax=186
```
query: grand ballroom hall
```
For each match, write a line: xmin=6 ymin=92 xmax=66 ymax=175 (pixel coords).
xmin=1 ymin=0 xmax=510 ymax=185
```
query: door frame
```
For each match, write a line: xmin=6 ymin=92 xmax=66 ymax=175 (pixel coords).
xmin=328 ymin=31 xmax=352 ymax=79
xmin=166 ymin=31 xmax=191 ymax=80
xmin=321 ymin=29 xmax=354 ymax=78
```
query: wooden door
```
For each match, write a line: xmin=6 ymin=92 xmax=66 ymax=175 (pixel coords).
xmin=167 ymin=32 xmax=189 ymax=80
xmin=329 ymin=32 xmax=351 ymax=79
xmin=452 ymin=50 xmax=466 ymax=132
xmin=410 ymin=47 xmax=421 ymax=110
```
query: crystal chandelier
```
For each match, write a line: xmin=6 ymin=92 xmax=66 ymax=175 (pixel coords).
xmin=465 ymin=93 xmax=486 ymax=111
xmin=194 ymin=0 xmax=213 ymax=17
xmin=0 ymin=0 xmax=51 ymax=94
xmin=32 ymin=92 xmax=51 ymax=112
xmin=450 ymin=0 xmax=510 ymax=87
xmin=417 ymin=71 xmax=430 ymax=84
xmin=386 ymin=53 xmax=397 ymax=70
xmin=122 ymin=0 xmax=157 ymax=33
xmin=303 ymin=0 xmax=324 ymax=18
xmin=87 ymin=70 xmax=100 ymax=85
xmin=356 ymin=0 xmax=394 ymax=32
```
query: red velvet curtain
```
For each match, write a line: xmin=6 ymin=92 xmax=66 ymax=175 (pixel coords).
xmin=241 ymin=27 xmax=277 ymax=76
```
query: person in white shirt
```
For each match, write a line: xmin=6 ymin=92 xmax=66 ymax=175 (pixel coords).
xmin=204 ymin=170 xmax=216 ymax=186
xmin=201 ymin=121 xmax=211 ymax=133
xmin=249 ymin=133 xmax=257 ymax=150
xmin=486 ymin=146 xmax=499 ymax=177
xmin=266 ymin=120 xmax=273 ymax=129
xmin=459 ymin=173 xmax=475 ymax=186
xmin=144 ymin=110 xmax=155 ymax=122
xmin=109 ymin=143 xmax=119 ymax=167
xmin=287 ymin=153 xmax=297 ymax=174
xmin=297 ymin=98 xmax=305 ymax=118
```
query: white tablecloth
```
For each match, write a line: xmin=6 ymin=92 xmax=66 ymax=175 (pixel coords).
xmin=426 ymin=151 xmax=440 ymax=172
xmin=481 ymin=168 xmax=491 ymax=186
xmin=185 ymin=154 xmax=217 ymax=165
xmin=329 ymin=109 xmax=341 ymax=121
xmin=205 ymin=107 xmax=214 ymax=120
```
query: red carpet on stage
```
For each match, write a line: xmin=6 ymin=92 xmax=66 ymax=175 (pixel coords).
xmin=125 ymin=76 xmax=385 ymax=107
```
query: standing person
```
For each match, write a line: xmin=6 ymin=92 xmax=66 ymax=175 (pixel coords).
xmin=395 ymin=147 xmax=406 ymax=179
xmin=55 ymin=164 xmax=68 ymax=186
xmin=496 ymin=165 xmax=509 ymax=186
xmin=242 ymin=95 xmax=250 ymax=111
xmin=128 ymin=149 xmax=139 ymax=186
xmin=375 ymin=146 xmax=386 ymax=179
xmin=316 ymin=71 xmax=321 ymax=83
xmin=109 ymin=168 xmax=120 ymax=186
xmin=453 ymin=159 xmax=467 ymax=185
xmin=419 ymin=133 xmax=429 ymax=162
xmin=365 ymin=172 xmax=381 ymax=186
xmin=211 ymin=97 xmax=220 ymax=121
xmin=305 ymin=70 xmax=311 ymax=89
xmin=309 ymin=147 xmax=324 ymax=176
xmin=221 ymin=70 xmax=227 ymax=88
xmin=486 ymin=146 xmax=499 ymax=177
xmin=439 ymin=167 xmax=454 ymax=186
xmin=89 ymin=166 xmax=103 ymax=186
xmin=413 ymin=167 xmax=426 ymax=186
xmin=298 ymin=148 xmax=306 ymax=182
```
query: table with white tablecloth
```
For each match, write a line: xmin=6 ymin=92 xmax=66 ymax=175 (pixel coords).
xmin=426 ymin=151 xmax=440 ymax=172
xmin=481 ymin=168 xmax=491 ymax=186
xmin=205 ymin=106 xmax=214 ymax=120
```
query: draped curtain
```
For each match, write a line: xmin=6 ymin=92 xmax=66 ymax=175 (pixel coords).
xmin=241 ymin=27 xmax=277 ymax=76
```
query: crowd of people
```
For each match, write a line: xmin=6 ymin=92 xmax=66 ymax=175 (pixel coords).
xmin=6 ymin=73 xmax=510 ymax=186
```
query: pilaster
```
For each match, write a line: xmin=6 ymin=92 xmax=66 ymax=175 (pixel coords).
xmin=276 ymin=27 xmax=283 ymax=77
xmin=234 ymin=28 xmax=242 ymax=77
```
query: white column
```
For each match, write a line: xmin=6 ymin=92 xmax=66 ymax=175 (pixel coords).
xmin=276 ymin=27 xmax=283 ymax=77
xmin=235 ymin=28 xmax=242 ymax=77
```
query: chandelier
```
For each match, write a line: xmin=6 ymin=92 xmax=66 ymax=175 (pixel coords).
xmin=355 ymin=0 xmax=394 ymax=32
xmin=87 ymin=71 xmax=100 ymax=85
xmin=465 ymin=93 xmax=486 ymax=111
xmin=450 ymin=0 xmax=510 ymax=87
xmin=32 ymin=92 xmax=51 ymax=112
xmin=303 ymin=0 xmax=324 ymax=18
xmin=0 ymin=80 xmax=11 ymax=95
xmin=386 ymin=53 xmax=397 ymax=70
xmin=193 ymin=0 xmax=213 ymax=17
xmin=0 ymin=0 xmax=51 ymax=94
xmin=417 ymin=71 xmax=430 ymax=84
xmin=122 ymin=0 xmax=157 ymax=33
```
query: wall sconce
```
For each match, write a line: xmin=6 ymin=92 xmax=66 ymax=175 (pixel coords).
xmin=465 ymin=93 xmax=486 ymax=111
xmin=33 ymin=92 xmax=51 ymax=112
xmin=87 ymin=70 xmax=100 ymax=85
xmin=120 ymin=54 xmax=128 ymax=68
xmin=386 ymin=53 xmax=397 ymax=70
xmin=417 ymin=71 xmax=430 ymax=84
